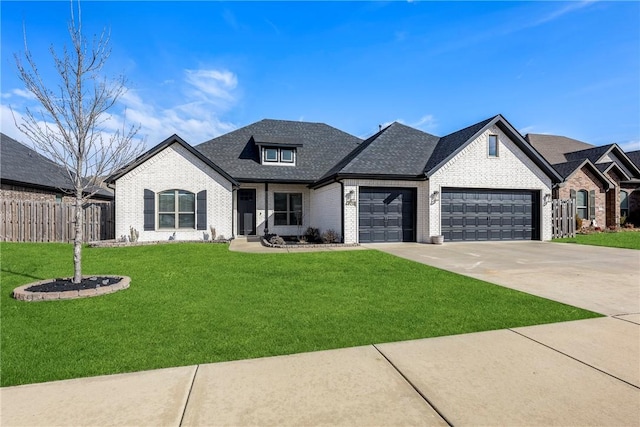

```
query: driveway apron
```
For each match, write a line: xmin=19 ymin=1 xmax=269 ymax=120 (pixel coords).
xmin=365 ymin=241 xmax=640 ymax=316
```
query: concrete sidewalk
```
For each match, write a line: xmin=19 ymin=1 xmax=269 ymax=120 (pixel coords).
xmin=2 ymin=316 xmax=638 ymax=426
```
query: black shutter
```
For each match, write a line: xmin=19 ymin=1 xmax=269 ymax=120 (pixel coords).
xmin=570 ymin=189 xmax=576 ymax=199
xmin=197 ymin=190 xmax=207 ymax=230
xmin=589 ymin=190 xmax=596 ymax=220
xmin=144 ymin=189 xmax=155 ymax=231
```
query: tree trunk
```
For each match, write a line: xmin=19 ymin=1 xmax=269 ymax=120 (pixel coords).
xmin=73 ymin=191 xmax=83 ymax=284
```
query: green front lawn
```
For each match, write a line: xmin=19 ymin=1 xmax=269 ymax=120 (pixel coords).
xmin=554 ymin=231 xmax=640 ymax=250
xmin=1 ymin=242 xmax=599 ymax=387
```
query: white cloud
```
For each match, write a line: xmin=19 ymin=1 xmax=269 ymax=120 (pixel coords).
xmin=533 ymin=1 xmax=597 ymax=27
xmin=411 ymin=114 xmax=438 ymax=133
xmin=618 ymin=140 xmax=640 ymax=152
xmin=184 ymin=69 xmax=237 ymax=101
xmin=4 ymin=67 xmax=241 ymax=151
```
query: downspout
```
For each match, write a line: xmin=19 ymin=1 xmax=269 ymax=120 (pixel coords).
xmin=231 ymin=187 xmax=236 ymax=238
xmin=339 ymin=179 xmax=345 ymax=243
xmin=264 ymin=182 xmax=269 ymax=235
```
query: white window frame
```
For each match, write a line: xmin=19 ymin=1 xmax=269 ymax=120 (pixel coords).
xmin=274 ymin=192 xmax=303 ymax=226
xmin=262 ymin=147 xmax=296 ymax=165
xmin=158 ymin=189 xmax=196 ymax=229
xmin=488 ymin=134 xmax=499 ymax=157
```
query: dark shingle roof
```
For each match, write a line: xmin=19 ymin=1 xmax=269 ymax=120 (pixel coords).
xmin=627 ymin=150 xmax=640 ymax=169
xmin=551 ymin=159 xmax=613 ymax=188
xmin=1 ymin=133 xmax=112 ymax=198
xmin=333 ymin=122 xmax=439 ymax=177
xmin=564 ymin=144 xmax=614 ymax=163
xmin=424 ymin=116 xmax=494 ymax=173
xmin=196 ymin=119 xmax=362 ymax=182
xmin=526 ymin=134 xmax=594 ymax=165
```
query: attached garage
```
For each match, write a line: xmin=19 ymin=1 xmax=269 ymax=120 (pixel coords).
xmin=441 ymin=188 xmax=540 ymax=241
xmin=359 ymin=187 xmax=416 ymax=243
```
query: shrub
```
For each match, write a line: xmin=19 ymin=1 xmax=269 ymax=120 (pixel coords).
xmin=575 ymin=214 xmax=583 ymax=229
xmin=267 ymin=234 xmax=285 ymax=245
xmin=321 ymin=229 xmax=340 ymax=244
xmin=304 ymin=227 xmax=322 ymax=243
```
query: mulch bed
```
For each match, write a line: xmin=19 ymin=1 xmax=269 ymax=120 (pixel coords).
xmin=26 ymin=276 xmax=122 ymax=293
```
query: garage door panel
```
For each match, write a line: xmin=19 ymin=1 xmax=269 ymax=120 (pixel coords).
xmin=359 ymin=188 xmax=416 ymax=243
xmin=441 ymin=189 xmax=539 ymax=241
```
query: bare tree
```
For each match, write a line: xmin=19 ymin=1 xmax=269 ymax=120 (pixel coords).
xmin=13 ymin=0 xmax=143 ymax=283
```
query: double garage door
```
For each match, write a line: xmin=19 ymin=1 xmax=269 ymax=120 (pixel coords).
xmin=441 ymin=188 xmax=540 ymax=241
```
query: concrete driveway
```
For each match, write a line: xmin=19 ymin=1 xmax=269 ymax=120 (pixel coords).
xmin=364 ymin=241 xmax=640 ymax=316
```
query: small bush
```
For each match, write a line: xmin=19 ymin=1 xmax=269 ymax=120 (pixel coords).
xmin=304 ymin=227 xmax=322 ymax=243
xmin=267 ymin=234 xmax=285 ymax=245
xmin=321 ymin=229 xmax=340 ymax=244
xmin=575 ymin=214 xmax=583 ymax=229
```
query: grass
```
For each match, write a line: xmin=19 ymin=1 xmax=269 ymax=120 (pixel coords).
xmin=1 ymin=242 xmax=600 ymax=387
xmin=554 ymin=230 xmax=640 ymax=250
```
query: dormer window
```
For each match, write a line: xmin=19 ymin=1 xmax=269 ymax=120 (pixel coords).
xmin=261 ymin=147 xmax=296 ymax=165
xmin=264 ymin=148 xmax=278 ymax=162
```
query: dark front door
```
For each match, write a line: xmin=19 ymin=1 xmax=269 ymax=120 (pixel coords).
xmin=441 ymin=188 xmax=539 ymax=241
xmin=359 ymin=187 xmax=416 ymax=243
xmin=238 ymin=189 xmax=256 ymax=235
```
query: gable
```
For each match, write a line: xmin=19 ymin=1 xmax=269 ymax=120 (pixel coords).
xmin=196 ymin=119 xmax=362 ymax=183
xmin=426 ymin=115 xmax=561 ymax=183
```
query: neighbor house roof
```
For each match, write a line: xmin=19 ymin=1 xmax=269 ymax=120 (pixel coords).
xmin=0 ymin=132 xmax=113 ymax=199
xmin=526 ymin=134 xmax=594 ymax=165
xmin=196 ymin=119 xmax=362 ymax=183
xmin=551 ymin=159 xmax=613 ymax=190
xmin=627 ymin=150 xmax=640 ymax=169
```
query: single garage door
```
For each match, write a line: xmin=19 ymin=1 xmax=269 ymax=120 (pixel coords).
xmin=359 ymin=188 xmax=416 ymax=243
xmin=441 ymin=188 xmax=539 ymax=241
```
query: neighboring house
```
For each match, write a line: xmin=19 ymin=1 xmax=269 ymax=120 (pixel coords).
xmin=0 ymin=133 xmax=113 ymax=202
xmin=526 ymin=134 xmax=640 ymax=227
xmin=108 ymin=114 xmax=562 ymax=243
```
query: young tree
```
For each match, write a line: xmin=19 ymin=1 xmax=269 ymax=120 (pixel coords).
xmin=13 ymin=1 xmax=143 ymax=283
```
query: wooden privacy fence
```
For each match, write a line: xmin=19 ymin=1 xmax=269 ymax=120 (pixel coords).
xmin=551 ymin=199 xmax=576 ymax=238
xmin=0 ymin=200 xmax=114 ymax=243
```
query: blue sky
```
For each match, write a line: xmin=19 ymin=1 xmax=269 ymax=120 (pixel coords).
xmin=2 ymin=1 xmax=639 ymax=152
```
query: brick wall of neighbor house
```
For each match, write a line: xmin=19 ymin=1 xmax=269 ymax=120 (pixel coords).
xmin=429 ymin=125 xmax=553 ymax=241
xmin=1 ymin=184 xmax=109 ymax=204
xmin=309 ymin=182 xmax=342 ymax=238
xmin=605 ymin=169 xmax=626 ymax=227
xmin=262 ymin=184 xmax=311 ymax=237
xmin=557 ymin=166 xmax=607 ymax=228
xmin=114 ymin=143 xmax=233 ymax=242
xmin=342 ymin=179 xmax=429 ymax=244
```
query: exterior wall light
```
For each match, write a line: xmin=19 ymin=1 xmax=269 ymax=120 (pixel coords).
xmin=346 ymin=190 xmax=356 ymax=206
xmin=543 ymin=193 xmax=552 ymax=205
xmin=430 ymin=190 xmax=440 ymax=205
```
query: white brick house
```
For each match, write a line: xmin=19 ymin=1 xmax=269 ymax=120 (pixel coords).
xmin=108 ymin=115 xmax=562 ymax=244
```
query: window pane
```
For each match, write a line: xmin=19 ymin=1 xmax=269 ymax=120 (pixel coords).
xmin=620 ymin=191 xmax=629 ymax=209
xmin=265 ymin=148 xmax=278 ymax=162
xmin=281 ymin=149 xmax=294 ymax=162
xmin=179 ymin=213 xmax=195 ymax=228
xmin=290 ymin=211 xmax=302 ymax=225
xmin=274 ymin=193 xmax=287 ymax=211
xmin=290 ymin=193 xmax=302 ymax=211
xmin=488 ymin=135 xmax=498 ymax=157
xmin=159 ymin=213 xmax=175 ymax=228
xmin=274 ymin=212 xmax=288 ymax=225
xmin=576 ymin=191 xmax=587 ymax=208
xmin=178 ymin=191 xmax=195 ymax=212
xmin=158 ymin=192 xmax=175 ymax=212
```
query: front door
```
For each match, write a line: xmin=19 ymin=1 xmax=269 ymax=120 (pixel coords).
xmin=238 ymin=189 xmax=256 ymax=235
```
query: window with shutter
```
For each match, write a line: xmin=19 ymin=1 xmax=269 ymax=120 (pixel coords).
xmin=144 ymin=189 xmax=155 ymax=230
